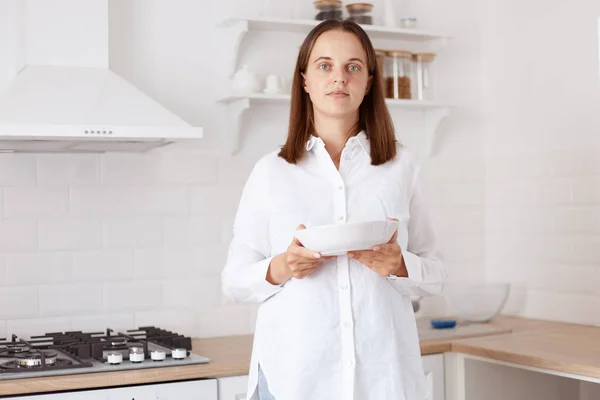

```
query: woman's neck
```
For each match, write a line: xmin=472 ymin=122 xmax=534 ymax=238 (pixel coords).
xmin=313 ymin=112 xmax=360 ymax=157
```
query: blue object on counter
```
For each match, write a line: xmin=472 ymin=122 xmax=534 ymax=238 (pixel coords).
xmin=430 ymin=319 xmax=457 ymax=329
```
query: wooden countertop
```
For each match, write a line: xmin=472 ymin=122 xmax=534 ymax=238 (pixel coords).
xmin=0 ymin=316 xmax=598 ymax=396
xmin=452 ymin=322 xmax=600 ymax=380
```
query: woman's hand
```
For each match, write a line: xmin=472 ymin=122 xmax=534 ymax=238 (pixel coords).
xmin=266 ymin=224 xmax=334 ymax=284
xmin=347 ymin=219 xmax=408 ymax=278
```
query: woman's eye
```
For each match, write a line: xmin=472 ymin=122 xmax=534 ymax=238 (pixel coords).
xmin=348 ymin=65 xmax=360 ymax=72
xmin=319 ymin=64 xmax=330 ymax=71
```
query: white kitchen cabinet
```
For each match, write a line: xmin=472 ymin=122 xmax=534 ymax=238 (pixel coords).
xmin=2 ymin=379 xmax=218 ymax=400
xmin=422 ymin=354 xmax=445 ymax=400
xmin=218 ymin=375 xmax=249 ymax=400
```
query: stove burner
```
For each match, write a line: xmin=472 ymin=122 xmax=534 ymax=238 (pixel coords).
xmin=108 ymin=339 xmax=127 ymax=348
xmin=0 ymin=344 xmax=30 ymax=357
xmin=1 ymin=358 xmax=72 ymax=370
xmin=0 ymin=350 xmax=72 ymax=370
xmin=15 ymin=351 xmax=58 ymax=367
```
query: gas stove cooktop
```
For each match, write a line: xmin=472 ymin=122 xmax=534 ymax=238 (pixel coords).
xmin=0 ymin=326 xmax=209 ymax=380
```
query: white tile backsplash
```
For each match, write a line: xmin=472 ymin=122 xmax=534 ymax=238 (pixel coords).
xmin=194 ymin=305 xmax=253 ymax=339
xmin=130 ymin=187 xmax=190 ymax=216
xmin=70 ymin=187 xmax=132 ymax=217
xmin=104 ymin=282 xmax=163 ymax=312
xmin=72 ymin=250 xmax=134 ymax=282
xmin=37 ymin=154 xmax=99 ymax=186
xmin=133 ymin=248 xmax=167 ymax=279
xmin=38 ymin=219 xmax=102 ymax=251
xmin=100 ymin=153 xmax=159 ymax=185
xmin=157 ymin=154 xmax=219 ymax=185
xmin=0 ymin=154 xmax=37 ymax=186
xmin=4 ymin=187 xmax=70 ymax=218
xmin=0 ymin=256 xmax=6 ymax=287
xmin=163 ymin=278 xmax=221 ymax=310
xmin=70 ymin=313 xmax=135 ymax=332
xmin=0 ymin=220 xmax=38 ymax=252
xmin=102 ymin=217 xmax=162 ymax=248
xmin=7 ymin=317 xmax=72 ymax=338
xmin=6 ymin=252 xmax=71 ymax=285
xmin=163 ymin=217 xmax=222 ymax=246
xmin=0 ymin=287 xmax=39 ymax=319
xmin=190 ymin=186 xmax=243 ymax=216
xmin=39 ymin=283 xmax=103 ymax=317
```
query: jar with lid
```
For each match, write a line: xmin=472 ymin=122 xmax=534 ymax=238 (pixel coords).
xmin=314 ymin=1 xmax=343 ymax=21
xmin=374 ymin=49 xmax=386 ymax=91
xmin=346 ymin=3 xmax=373 ymax=25
xmin=384 ymin=50 xmax=413 ymax=99
xmin=412 ymin=52 xmax=436 ymax=100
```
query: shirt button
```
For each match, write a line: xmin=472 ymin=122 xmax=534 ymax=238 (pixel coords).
xmin=337 ymin=185 xmax=343 ymax=190
xmin=348 ymin=360 xmax=355 ymax=366
xmin=338 ymin=216 xmax=345 ymax=221
xmin=344 ymin=322 xmax=351 ymax=328
xmin=340 ymin=284 xmax=348 ymax=290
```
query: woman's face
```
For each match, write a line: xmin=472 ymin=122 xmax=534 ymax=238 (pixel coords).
xmin=302 ymin=30 xmax=372 ymax=120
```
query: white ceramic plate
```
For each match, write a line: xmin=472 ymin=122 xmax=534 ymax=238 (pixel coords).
xmin=294 ymin=220 xmax=399 ymax=256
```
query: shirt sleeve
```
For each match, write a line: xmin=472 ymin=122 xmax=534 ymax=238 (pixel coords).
xmin=386 ymin=163 xmax=446 ymax=297
xmin=221 ymin=157 xmax=285 ymax=303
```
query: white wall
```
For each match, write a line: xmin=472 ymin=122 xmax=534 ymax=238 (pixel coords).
xmin=0 ymin=0 xmax=484 ymax=338
xmin=482 ymin=0 xmax=600 ymax=326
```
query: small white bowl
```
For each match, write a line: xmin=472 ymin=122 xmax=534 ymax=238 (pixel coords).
xmin=443 ymin=282 xmax=510 ymax=322
xmin=294 ymin=220 xmax=399 ymax=256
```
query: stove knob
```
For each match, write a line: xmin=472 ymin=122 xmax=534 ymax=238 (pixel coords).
xmin=107 ymin=352 xmax=123 ymax=365
xmin=171 ymin=348 xmax=187 ymax=360
xmin=129 ymin=347 xmax=145 ymax=363
xmin=151 ymin=350 xmax=166 ymax=361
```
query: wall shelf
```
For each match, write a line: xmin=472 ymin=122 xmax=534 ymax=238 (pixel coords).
xmin=217 ymin=93 xmax=449 ymax=156
xmin=217 ymin=17 xmax=450 ymax=76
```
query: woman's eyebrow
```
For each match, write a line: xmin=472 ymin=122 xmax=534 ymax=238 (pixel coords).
xmin=313 ymin=56 xmax=332 ymax=64
xmin=312 ymin=56 xmax=365 ymax=65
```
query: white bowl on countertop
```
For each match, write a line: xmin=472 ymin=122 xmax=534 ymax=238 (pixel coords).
xmin=443 ymin=281 xmax=510 ymax=322
xmin=294 ymin=220 xmax=399 ymax=256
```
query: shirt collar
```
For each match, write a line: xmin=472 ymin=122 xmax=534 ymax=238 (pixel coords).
xmin=306 ymin=130 xmax=370 ymax=153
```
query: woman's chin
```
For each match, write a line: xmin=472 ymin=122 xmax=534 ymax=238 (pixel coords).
xmin=314 ymin=101 xmax=361 ymax=118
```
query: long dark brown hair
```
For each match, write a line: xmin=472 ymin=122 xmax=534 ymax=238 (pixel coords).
xmin=278 ymin=20 xmax=398 ymax=166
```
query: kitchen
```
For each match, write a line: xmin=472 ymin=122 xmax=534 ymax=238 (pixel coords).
xmin=0 ymin=0 xmax=599 ymax=399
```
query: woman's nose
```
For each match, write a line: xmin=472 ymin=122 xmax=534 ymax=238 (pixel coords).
xmin=333 ymin=68 xmax=348 ymax=83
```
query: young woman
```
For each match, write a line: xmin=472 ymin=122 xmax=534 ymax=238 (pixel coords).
xmin=222 ymin=20 xmax=445 ymax=400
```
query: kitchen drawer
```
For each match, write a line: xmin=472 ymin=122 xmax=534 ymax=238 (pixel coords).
xmin=422 ymin=353 xmax=445 ymax=400
xmin=2 ymin=379 xmax=218 ymax=399
xmin=218 ymin=375 xmax=249 ymax=400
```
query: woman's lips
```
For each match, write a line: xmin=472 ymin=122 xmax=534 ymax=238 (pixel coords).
xmin=328 ymin=90 xmax=349 ymax=97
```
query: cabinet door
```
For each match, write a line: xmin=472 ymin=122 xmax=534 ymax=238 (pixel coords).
xmin=422 ymin=354 xmax=445 ymax=400
xmin=218 ymin=375 xmax=249 ymax=400
xmin=3 ymin=379 xmax=218 ymax=400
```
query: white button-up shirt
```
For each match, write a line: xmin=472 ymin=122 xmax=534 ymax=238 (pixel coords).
xmin=222 ymin=131 xmax=445 ymax=400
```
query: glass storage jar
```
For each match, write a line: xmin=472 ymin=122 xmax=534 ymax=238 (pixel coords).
xmin=412 ymin=52 xmax=436 ymax=100
xmin=346 ymin=3 xmax=374 ymax=25
xmin=375 ymin=49 xmax=386 ymax=87
xmin=384 ymin=50 xmax=413 ymax=99
xmin=314 ymin=0 xmax=343 ymax=21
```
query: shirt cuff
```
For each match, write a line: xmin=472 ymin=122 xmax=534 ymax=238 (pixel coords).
xmin=386 ymin=250 xmax=422 ymax=293
xmin=252 ymin=256 xmax=286 ymax=302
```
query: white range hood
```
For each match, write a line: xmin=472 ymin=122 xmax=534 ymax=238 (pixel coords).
xmin=0 ymin=0 xmax=202 ymax=153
